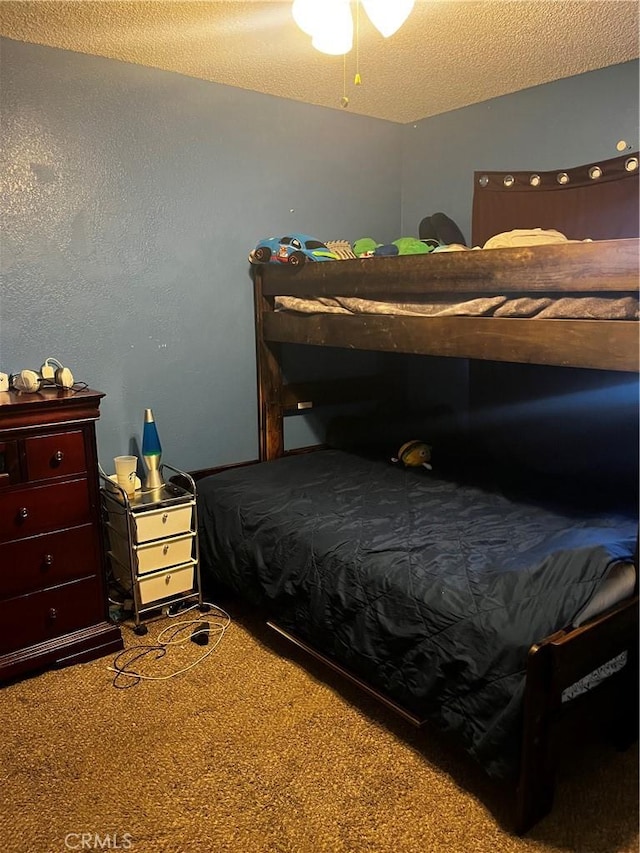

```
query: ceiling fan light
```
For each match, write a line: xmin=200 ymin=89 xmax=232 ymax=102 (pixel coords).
xmin=310 ymin=1 xmax=353 ymax=55
xmin=362 ymin=0 xmax=415 ymax=37
xmin=292 ymin=0 xmax=319 ymax=36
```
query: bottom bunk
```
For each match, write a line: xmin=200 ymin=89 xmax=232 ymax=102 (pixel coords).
xmin=196 ymin=446 xmax=638 ymax=832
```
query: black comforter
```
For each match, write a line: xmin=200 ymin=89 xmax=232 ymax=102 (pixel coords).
xmin=197 ymin=450 xmax=636 ymax=780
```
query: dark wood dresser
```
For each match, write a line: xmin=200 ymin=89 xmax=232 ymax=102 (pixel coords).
xmin=0 ymin=388 xmax=123 ymax=682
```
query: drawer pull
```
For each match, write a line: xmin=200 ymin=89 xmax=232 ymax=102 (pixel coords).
xmin=165 ymin=574 xmax=171 ymax=585
xmin=43 ymin=554 xmax=54 ymax=567
xmin=162 ymin=513 xmax=169 ymax=524
xmin=18 ymin=507 xmax=29 ymax=521
xmin=53 ymin=450 xmax=65 ymax=465
xmin=163 ymin=544 xmax=169 ymax=555
xmin=48 ymin=608 xmax=57 ymax=620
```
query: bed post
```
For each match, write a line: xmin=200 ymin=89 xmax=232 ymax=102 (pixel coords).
xmin=254 ymin=268 xmax=284 ymax=460
xmin=516 ymin=594 xmax=639 ymax=834
xmin=515 ymin=639 xmax=560 ymax=833
xmin=614 ymin=536 xmax=639 ymax=751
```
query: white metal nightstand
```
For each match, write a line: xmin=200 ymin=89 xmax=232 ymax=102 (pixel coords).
xmin=100 ymin=463 xmax=205 ymax=634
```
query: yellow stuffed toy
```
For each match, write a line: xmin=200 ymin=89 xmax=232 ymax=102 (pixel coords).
xmin=391 ymin=440 xmax=432 ymax=470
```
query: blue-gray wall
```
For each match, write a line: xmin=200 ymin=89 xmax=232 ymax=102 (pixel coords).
xmin=401 ymin=60 xmax=639 ymax=246
xmin=1 ymin=37 xmax=638 ymax=473
xmin=0 ymin=38 xmax=401 ymax=472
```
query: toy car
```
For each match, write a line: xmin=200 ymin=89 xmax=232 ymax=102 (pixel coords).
xmin=249 ymin=233 xmax=337 ymax=266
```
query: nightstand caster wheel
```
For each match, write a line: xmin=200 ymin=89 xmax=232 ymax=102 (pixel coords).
xmin=134 ymin=624 xmax=148 ymax=636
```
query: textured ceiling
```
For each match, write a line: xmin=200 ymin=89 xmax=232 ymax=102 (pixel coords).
xmin=0 ymin=1 xmax=638 ymax=123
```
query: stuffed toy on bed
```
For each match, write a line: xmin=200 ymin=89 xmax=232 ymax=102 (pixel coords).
xmin=391 ymin=440 xmax=432 ymax=470
xmin=353 ymin=237 xmax=433 ymax=258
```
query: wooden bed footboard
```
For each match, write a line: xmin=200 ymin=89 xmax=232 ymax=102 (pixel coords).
xmin=516 ymin=594 xmax=639 ymax=833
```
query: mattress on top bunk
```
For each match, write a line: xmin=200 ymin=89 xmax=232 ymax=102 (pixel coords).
xmin=274 ymin=292 xmax=639 ymax=320
xmin=197 ymin=449 xmax=637 ymax=781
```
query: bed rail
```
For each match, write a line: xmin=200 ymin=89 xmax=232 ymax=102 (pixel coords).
xmin=259 ymin=238 xmax=640 ymax=298
xmin=263 ymin=312 xmax=638 ymax=372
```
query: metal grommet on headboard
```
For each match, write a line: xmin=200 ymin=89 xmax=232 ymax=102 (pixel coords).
xmin=556 ymin=172 xmax=570 ymax=185
xmin=478 ymin=175 xmax=489 ymax=187
xmin=503 ymin=175 xmax=515 ymax=187
xmin=588 ymin=166 xmax=602 ymax=180
xmin=624 ymin=157 xmax=638 ymax=172
xmin=529 ymin=174 xmax=541 ymax=187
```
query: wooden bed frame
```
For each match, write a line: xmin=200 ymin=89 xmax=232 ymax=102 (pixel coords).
xmin=255 ymin=237 xmax=639 ymax=458
xmin=250 ymin=237 xmax=639 ymax=833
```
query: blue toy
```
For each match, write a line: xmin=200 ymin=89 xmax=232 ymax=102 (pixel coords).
xmin=249 ymin=233 xmax=337 ymax=266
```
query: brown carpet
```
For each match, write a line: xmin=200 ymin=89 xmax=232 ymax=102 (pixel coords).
xmin=1 ymin=599 xmax=637 ymax=853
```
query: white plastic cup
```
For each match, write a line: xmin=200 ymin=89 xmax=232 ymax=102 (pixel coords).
xmin=114 ymin=455 xmax=138 ymax=497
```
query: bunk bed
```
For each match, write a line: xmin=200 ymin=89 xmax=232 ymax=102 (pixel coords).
xmin=197 ymin=152 xmax=639 ymax=834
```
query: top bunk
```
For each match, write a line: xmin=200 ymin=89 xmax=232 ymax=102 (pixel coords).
xmin=254 ymin=152 xmax=639 ymax=373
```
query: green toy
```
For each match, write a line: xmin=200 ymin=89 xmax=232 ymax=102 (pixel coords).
xmin=353 ymin=237 xmax=381 ymax=257
xmin=392 ymin=237 xmax=432 ymax=255
xmin=353 ymin=236 xmax=433 ymax=258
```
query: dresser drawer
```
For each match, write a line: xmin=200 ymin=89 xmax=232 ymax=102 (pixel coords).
xmin=108 ymin=501 xmax=194 ymax=544
xmin=138 ymin=563 xmax=195 ymax=605
xmin=0 ymin=576 xmax=104 ymax=655
xmin=0 ymin=439 xmax=21 ymax=487
xmin=0 ymin=524 xmax=99 ymax=598
xmin=0 ymin=478 xmax=92 ymax=542
xmin=25 ymin=430 xmax=87 ymax=481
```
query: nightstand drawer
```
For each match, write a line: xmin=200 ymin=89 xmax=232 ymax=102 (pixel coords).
xmin=25 ymin=430 xmax=86 ymax=481
xmin=0 ymin=478 xmax=92 ymax=542
xmin=110 ymin=530 xmax=195 ymax=575
xmin=138 ymin=563 xmax=195 ymax=605
xmin=0 ymin=576 xmax=104 ymax=655
xmin=0 ymin=524 xmax=99 ymax=598
xmin=108 ymin=501 xmax=194 ymax=544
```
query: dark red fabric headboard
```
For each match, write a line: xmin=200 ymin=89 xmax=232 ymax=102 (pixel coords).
xmin=472 ymin=151 xmax=639 ymax=246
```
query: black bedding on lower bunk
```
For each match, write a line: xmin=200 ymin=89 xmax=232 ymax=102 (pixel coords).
xmin=197 ymin=450 xmax=636 ymax=781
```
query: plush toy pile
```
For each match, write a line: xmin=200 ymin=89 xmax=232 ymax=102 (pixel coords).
xmin=249 ymin=212 xmax=467 ymax=265
xmin=353 ymin=212 xmax=467 ymax=257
